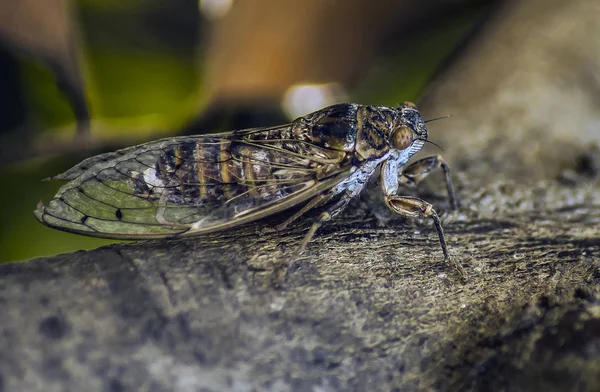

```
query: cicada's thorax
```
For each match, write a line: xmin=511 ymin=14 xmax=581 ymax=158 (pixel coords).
xmin=289 ymin=103 xmax=399 ymax=161
xmin=354 ymin=105 xmax=400 ymax=160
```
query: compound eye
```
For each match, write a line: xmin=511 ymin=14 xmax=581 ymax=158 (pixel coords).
xmin=392 ymin=125 xmax=414 ymax=150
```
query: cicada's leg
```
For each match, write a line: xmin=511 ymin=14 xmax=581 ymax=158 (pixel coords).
xmin=399 ymin=155 xmax=457 ymax=210
xmin=267 ymin=190 xmax=355 ymax=288
xmin=295 ymin=189 xmax=357 ymax=256
xmin=274 ymin=191 xmax=335 ymax=231
xmin=258 ymin=191 xmax=335 ymax=238
xmin=384 ymin=195 xmax=466 ymax=277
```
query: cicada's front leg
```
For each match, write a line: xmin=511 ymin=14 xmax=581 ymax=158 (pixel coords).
xmin=398 ymin=154 xmax=458 ymax=210
xmin=380 ymin=160 xmax=466 ymax=278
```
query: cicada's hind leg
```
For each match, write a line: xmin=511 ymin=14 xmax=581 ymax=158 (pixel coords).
xmin=257 ymin=191 xmax=335 ymax=238
xmin=273 ymin=192 xmax=334 ymax=232
xmin=265 ymin=187 xmax=356 ymax=254
xmin=384 ymin=195 xmax=466 ymax=278
xmin=294 ymin=191 xmax=356 ymax=256
xmin=267 ymin=189 xmax=355 ymax=288
xmin=399 ymin=154 xmax=458 ymax=210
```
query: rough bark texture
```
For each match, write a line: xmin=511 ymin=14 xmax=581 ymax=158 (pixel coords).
xmin=1 ymin=0 xmax=600 ymax=391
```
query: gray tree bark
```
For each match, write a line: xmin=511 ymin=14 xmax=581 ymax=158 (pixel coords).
xmin=1 ymin=0 xmax=600 ymax=391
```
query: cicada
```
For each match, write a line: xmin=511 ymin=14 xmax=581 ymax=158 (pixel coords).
xmin=35 ymin=102 xmax=465 ymax=276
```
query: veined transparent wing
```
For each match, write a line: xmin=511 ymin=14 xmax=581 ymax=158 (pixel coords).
xmin=34 ymin=126 xmax=353 ymax=239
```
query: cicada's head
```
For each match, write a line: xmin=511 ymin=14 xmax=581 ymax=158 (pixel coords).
xmin=390 ymin=101 xmax=427 ymax=156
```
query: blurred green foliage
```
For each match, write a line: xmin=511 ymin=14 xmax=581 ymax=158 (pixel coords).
xmin=20 ymin=60 xmax=76 ymax=129
xmin=0 ymin=1 xmax=485 ymax=263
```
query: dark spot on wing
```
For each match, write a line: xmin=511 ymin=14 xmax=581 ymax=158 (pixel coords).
xmin=115 ymin=209 xmax=123 ymax=220
xmin=39 ymin=314 xmax=68 ymax=340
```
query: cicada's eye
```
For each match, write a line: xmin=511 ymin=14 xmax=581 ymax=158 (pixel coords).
xmin=391 ymin=125 xmax=414 ymax=150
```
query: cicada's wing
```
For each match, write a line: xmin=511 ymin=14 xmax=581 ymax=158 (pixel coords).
xmin=34 ymin=126 xmax=353 ymax=239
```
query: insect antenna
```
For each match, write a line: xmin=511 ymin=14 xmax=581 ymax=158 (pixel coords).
xmin=424 ymin=140 xmax=444 ymax=151
xmin=424 ymin=114 xmax=452 ymax=123
xmin=423 ymin=114 xmax=450 ymax=150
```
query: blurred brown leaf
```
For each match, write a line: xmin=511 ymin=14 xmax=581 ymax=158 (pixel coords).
xmin=204 ymin=0 xmax=481 ymax=104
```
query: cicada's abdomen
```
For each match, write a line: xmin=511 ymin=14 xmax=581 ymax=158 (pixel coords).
xmin=144 ymin=129 xmax=350 ymax=218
